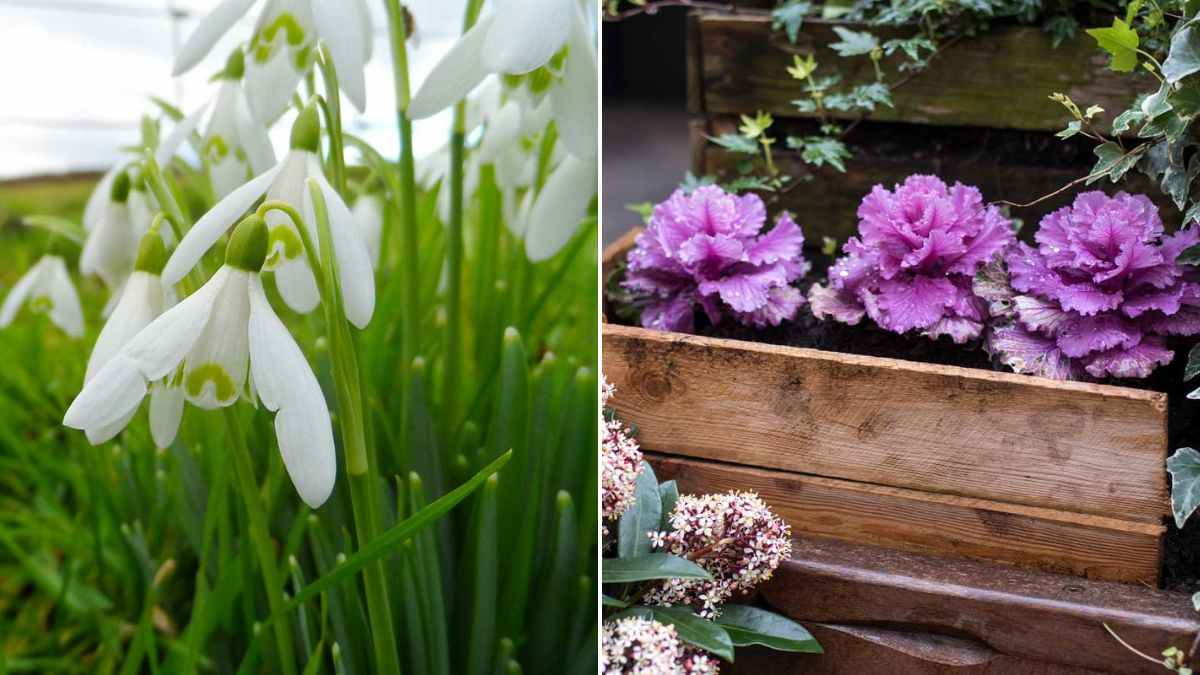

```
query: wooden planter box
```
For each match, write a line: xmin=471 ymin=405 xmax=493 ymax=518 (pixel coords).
xmin=686 ymin=11 xmax=1175 ymax=240
xmin=603 ymin=233 xmax=1193 ymax=671
xmin=603 ymin=232 xmax=1170 ymax=586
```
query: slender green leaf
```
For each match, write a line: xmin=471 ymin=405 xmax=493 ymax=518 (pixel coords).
xmin=715 ymin=605 xmax=823 ymax=653
xmin=618 ymin=461 xmax=661 ymax=559
xmin=603 ymin=553 xmax=712 ymax=583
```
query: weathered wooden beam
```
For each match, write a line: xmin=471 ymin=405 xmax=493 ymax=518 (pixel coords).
xmin=692 ymin=13 xmax=1139 ymax=133
xmin=650 ymin=453 xmax=1163 ymax=584
xmin=604 ymin=323 xmax=1168 ymax=523
xmin=754 ymin=537 xmax=1197 ymax=674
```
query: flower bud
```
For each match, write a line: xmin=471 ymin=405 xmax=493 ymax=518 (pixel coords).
xmin=110 ymin=171 xmax=131 ymax=204
xmin=134 ymin=231 xmax=169 ymax=275
xmin=290 ymin=103 xmax=321 ymax=153
xmin=226 ymin=215 xmax=270 ymax=272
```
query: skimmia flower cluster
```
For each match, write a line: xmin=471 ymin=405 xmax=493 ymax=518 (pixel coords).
xmin=602 ymin=616 xmax=721 ymax=675
xmin=979 ymin=191 xmax=1200 ymax=380
xmin=645 ymin=491 xmax=793 ymax=619
xmin=623 ymin=186 xmax=808 ymax=333
xmin=602 ymin=378 xmax=643 ymax=535
xmin=809 ymin=175 xmax=1015 ymax=343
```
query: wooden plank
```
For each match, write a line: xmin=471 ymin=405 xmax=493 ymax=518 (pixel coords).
xmin=757 ymin=537 xmax=1198 ymax=675
xmin=694 ymin=116 xmax=1180 ymax=245
xmin=727 ymin=627 xmax=1108 ymax=674
xmin=649 ymin=453 xmax=1163 ymax=584
xmin=603 ymin=323 xmax=1169 ymax=522
xmin=694 ymin=13 xmax=1138 ymax=133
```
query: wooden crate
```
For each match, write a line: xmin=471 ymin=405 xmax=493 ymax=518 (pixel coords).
xmin=602 ymin=233 xmax=1170 ymax=584
xmin=725 ymin=537 xmax=1198 ymax=675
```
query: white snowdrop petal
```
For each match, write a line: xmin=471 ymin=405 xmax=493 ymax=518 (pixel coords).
xmin=525 ymin=154 xmax=596 ymax=262
xmin=274 ymin=257 xmax=322 ymax=314
xmin=550 ymin=6 xmax=597 ymax=161
xmin=124 ymin=267 xmax=228 ymax=380
xmin=149 ymin=383 xmax=186 ymax=449
xmin=173 ymin=0 xmax=258 ymax=75
xmin=482 ymin=0 xmax=571 ymax=75
xmin=247 ymin=276 xmax=336 ymax=508
xmin=245 ymin=40 xmax=305 ymax=124
xmin=83 ymin=165 xmax=120 ymax=232
xmin=477 ymin=100 xmax=523 ymax=166
xmin=309 ymin=166 xmax=375 ymax=328
xmin=181 ymin=270 xmax=252 ymax=409
xmin=85 ymin=405 xmax=140 ymax=446
xmin=81 ymin=202 xmax=134 ymax=289
xmin=408 ymin=14 xmax=495 ymax=119
xmin=156 ymin=100 xmax=212 ymax=168
xmin=86 ymin=272 xmax=164 ymax=383
xmin=64 ymin=354 xmax=149 ymax=431
xmin=351 ymin=196 xmax=383 ymax=268
xmin=0 ymin=259 xmax=45 ymax=328
xmin=234 ymin=87 xmax=276 ymax=174
xmin=313 ymin=0 xmax=367 ymax=111
xmin=163 ymin=162 xmax=283 ymax=286
xmin=44 ymin=257 xmax=85 ymax=338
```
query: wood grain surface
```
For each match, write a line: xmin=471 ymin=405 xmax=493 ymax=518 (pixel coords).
xmin=650 ymin=453 xmax=1163 ymax=584
xmin=604 ymin=323 xmax=1168 ymax=522
xmin=754 ymin=537 xmax=1198 ymax=675
xmin=692 ymin=13 xmax=1139 ymax=133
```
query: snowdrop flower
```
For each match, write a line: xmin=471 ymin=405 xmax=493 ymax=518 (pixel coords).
xmin=524 ymin=153 xmax=597 ymax=262
xmin=80 ymin=171 xmax=138 ymax=290
xmin=64 ymin=216 xmax=337 ymax=508
xmin=351 ymin=195 xmax=383 ymax=269
xmin=79 ymin=231 xmax=184 ymax=448
xmin=0 ymin=255 xmax=84 ymax=338
xmin=172 ymin=0 xmax=374 ymax=123
xmin=409 ymin=0 xmax=597 ymax=162
xmin=162 ymin=105 xmax=375 ymax=329
xmin=158 ymin=51 xmax=276 ymax=200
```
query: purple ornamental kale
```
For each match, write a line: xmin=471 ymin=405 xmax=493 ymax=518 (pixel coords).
xmin=622 ymin=185 xmax=808 ymax=333
xmin=807 ymin=174 xmax=1015 ymax=343
xmin=976 ymin=191 xmax=1200 ymax=380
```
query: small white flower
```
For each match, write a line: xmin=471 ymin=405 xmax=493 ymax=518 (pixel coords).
xmin=173 ymin=0 xmax=374 ymax=123
xmin=524 ymin=152 xmax=597 ymax=262
xmin=350 ymin=195 xmax=383 ymax=269
xmin=162 ymin=105 xmax=375 ymax=329
xmin=80 ymin=171 xmax=139 ymax=291
xmin=64 ymin=217 xmax=336 ymax=508
xmin=0 ymin=255 xmax=84 ymax=338
xmin=158 ymin=51 xmax=276 ymax=200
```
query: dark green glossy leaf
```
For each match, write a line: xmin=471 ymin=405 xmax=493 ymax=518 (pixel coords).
xmin=715 ymin=605 xmax=823 ymax=653
xmin=602 ymin=553 xmax=712 ymax=584
xmin=618 ymin=461 xmax=660 ymax=559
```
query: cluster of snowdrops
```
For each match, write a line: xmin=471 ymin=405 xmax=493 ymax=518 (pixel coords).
xmin=622 ymin=175 xmax=1200 ymax=382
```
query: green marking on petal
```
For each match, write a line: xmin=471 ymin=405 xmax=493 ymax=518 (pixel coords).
xmin=266 ymin=225 xmax=304 ymax=269
xmin=186 ymin=363 xmax=237 ymax=402
xmin=205 ymin=135 xmax=230 ymax=162
xmin=251 ymin=13 xmax=308 ymax=64
xmin=29 ymin=296 xmax=54 ymax=314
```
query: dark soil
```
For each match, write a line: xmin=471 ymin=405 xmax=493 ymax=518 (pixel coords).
xmin=605 ymin=254 xmax=1200 ymax=591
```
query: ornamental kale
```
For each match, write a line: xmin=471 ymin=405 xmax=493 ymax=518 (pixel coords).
xmin=808 ymin=174 xmax=1015 ymax=343
xmin=977 ymin=191 xmax=1200 ymax=380
xmin=623 ymin=185 xmax=808 ymax=333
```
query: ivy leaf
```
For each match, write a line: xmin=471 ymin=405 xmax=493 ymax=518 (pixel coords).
xmin=1180 ymin=244 xmax=1200 ymax=265
xmin=1088 ymin=142 xmax=1141 ymax=184
xmin=679 ymin=171 xmax=716 ymax=194
xmin=1056 ymin=120 xmax=1083 ymax=139
xmin=617 ymin=461 xmax=661 ymax=559
xmin=1086 ymin=19 xmax=1140 ymax=72
xmin=771 ymin=0 xmax=813 ymax=44
xmin=715 ymin=605 xmax=823 ymax=653
xmin=1164 ymin=25 xmax=1200 ymax=84
xmin=883 ymin=36 xmax=935 ymax=61
xmin=1043 ymin=15 xmax=1079 ymax=49
xmin=1112 ymin=107 xmax=1147 ymax=135
xmin=830 ymin=27 xmax=879 ymax=57
xmin=1167 ymin=447 xmax=1200 ymax=528
xmin=625 ymin=202 xmax=654 ymax=222
xmin=849 ymin=82 xmax=893 ymax=110
xmin=707 ymin=133 xmax=759 ymax=154
xmin=1161 ymin=155 xmax=1200 ymax=210
xmin=788 ymin=136 xmax=851 ymax=172
xmin=1185 ymin=343 xmax=1200 ymax=381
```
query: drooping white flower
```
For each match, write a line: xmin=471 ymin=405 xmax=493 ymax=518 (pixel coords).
xmin=524 ymin=153 xmax=597 ymax=262
xmin=64 ymin=216 xmax=336 ymax=508
xmin=172 ymin=0 xmax=374 ymax=123
xmin=158 ymin=50 xmax=276 ymax=200
xmin=80 ymin=232 xmax=184 ymax=448
xmin=408 ymin=0 xmax=597 ymax=162
xmin=1 ymin=255 xmax=84 ymax=338
xmin=162 ymin=105 xmax=375 ymax=329
xmin=80 ymin=171 xmax=137 ymax=290
xmin=351 ymin=195 xmax=383 ymax=269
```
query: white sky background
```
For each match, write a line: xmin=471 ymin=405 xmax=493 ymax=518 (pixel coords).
xmin=0 ymin=0 xmax=473 ymax=179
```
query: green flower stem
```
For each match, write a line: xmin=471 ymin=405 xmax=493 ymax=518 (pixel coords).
xmin=384 ymin=0 xmax=420 ymax=404
xmin=317 ymin=46 xmax=348 ymax=197
xmin=224 ymin=407 xmax=299 ymax=675
xmin=307 ymin=179 xmax=402 ymax=675
xmin=141 ymin=153 xmax=190 ymax=243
